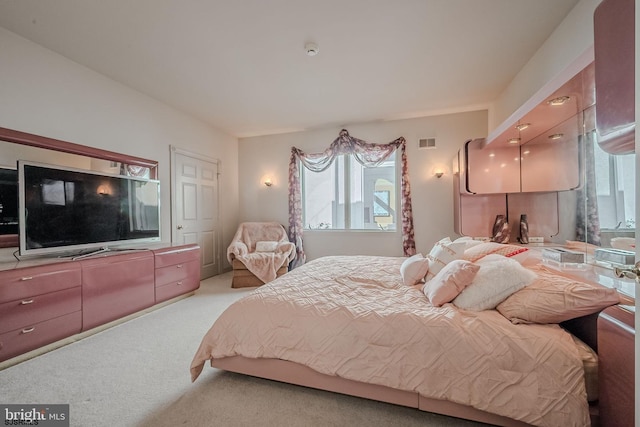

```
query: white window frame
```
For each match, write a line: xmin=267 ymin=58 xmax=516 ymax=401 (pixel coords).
xmin=301 ymin=153 xmax=399 ymax=231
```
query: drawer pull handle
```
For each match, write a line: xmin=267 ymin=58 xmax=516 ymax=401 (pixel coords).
xmin=20 ymin=299 xmax=34 ymax=305
xmin=21 ymin=327 xmax=35 ymax=334
xmin=20 ymin=276 xmax=33 ymax=281
xmin=177 ymin=281 xmax=183 ymax=286
xmin=176 ymin=264 xmax=183 ymax=268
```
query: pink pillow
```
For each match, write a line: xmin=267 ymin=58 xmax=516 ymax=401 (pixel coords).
xmin=496 ymin=265 xmax=621 ymax=324
xmin=462 ymin=242 xmax=528 ymax=262
xmin=400 ymin=254 xmax=430 ymax=286
xmin=423 ymin=260 xmax=480 ymax=306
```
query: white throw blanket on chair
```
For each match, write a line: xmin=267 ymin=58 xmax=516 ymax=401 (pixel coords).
xmin=227 ymin=222 xmax=296 ymax=283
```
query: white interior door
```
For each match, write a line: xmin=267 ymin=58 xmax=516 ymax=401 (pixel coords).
xmin=170 ymin=146 xmax=220 ymax=279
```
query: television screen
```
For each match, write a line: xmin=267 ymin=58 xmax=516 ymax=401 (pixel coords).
xmin=19 ymin=161 xmax=160 ymax=256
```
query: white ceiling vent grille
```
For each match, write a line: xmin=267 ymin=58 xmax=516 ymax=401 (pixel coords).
xmin=419 ymin=138 xmax=436 ymax=149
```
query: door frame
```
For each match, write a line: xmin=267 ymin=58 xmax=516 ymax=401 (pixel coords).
xmin=169 ymin=145 xmax=222 ymax=276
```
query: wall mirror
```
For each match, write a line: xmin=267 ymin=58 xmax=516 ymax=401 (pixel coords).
xmin=0 ymin=127 xmax=157 ymax=249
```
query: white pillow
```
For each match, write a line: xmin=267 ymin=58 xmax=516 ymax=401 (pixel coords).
xmin=453 ymin=236 xmax=484 ymax=250
xmin=400 ymin=253 xmax=430 ymax=286
xmin=425 ymin=237 xmax=466 ymax=281
xmin=452 ymin=254 xmax=537 ymax=311
xmin=255 ymin=241 xmax=279 ymax=252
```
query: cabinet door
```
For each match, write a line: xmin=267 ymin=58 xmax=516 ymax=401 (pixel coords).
xmin=80 ymin=252 xmax=155 ymax=330
xmin=594 ymin=0 xmax=635 ymax=154
xmin=465 ymin=139 xmax=520 ymax=194
xmin=598 ymin=305 xmax=635 ymax=427
xmin=520 ymin=115 xmax=581 ymax=192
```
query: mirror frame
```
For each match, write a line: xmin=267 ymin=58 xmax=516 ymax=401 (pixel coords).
xmin=0 ymin=126 xmax=158 ymax=248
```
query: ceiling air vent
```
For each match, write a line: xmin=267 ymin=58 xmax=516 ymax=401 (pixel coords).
xmin=419 ymin=138 xmax=436 ymax=149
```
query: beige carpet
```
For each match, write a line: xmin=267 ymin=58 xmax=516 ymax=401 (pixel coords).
xmin=0 ymin=272 xmax=488 ymax=427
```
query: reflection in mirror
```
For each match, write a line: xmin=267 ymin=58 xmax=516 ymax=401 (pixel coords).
xmin=0 ymin=138 xmax=152 ymax=244
xmin=0 ymin=167 xmax=18 ymax=236
xmin=592 ymin=134 xmax=635 ymax=247
xmin=579 ymin=127 xmax=635 ymax=265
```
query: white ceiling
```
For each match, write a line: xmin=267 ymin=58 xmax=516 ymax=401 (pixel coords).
xmin=0 ymin=0 xmax=580 ymax=138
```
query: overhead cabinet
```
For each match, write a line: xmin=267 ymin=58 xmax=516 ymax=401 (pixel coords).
xmin=460 ymin=64 xmax=593 ymax=195
xmin=461 ymin=125 xmax=581 ymax=194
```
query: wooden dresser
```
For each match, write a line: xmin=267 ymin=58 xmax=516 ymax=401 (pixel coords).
xmin=0 ymin=243 xmax=200 ymax=363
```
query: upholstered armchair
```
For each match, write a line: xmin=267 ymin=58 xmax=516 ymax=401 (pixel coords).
xmin=227 ymin=222 xmax=296 ymax=288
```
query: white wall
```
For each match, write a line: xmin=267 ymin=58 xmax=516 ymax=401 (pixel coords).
xmin=490 ymin=0 xmax=602 ymax=131
xmin=0 ymin=27 xmax=239 ymax=264
xmin=238 ymin=111 xmax=487 ymax=260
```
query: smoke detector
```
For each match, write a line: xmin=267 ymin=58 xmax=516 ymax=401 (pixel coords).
xmin=305 ymin=42 xmax=319 ymax=56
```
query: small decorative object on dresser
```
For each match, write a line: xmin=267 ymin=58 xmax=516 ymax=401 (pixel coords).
xmin=517 ymin=214 xmax=529 ymax=244
xmin=490 ymin=214 xmax=509 ymax=244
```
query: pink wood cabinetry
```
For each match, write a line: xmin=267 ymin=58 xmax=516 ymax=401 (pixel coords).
xmin=0 ymin=244 xmax=200 ymax=363
xmin=80 ymin=251 xmax=155 ymax=330
xmin=463 ymin=139 xmax=520 ymax=194
xmin=519 ymin=115 xmax=581 ymax=192
xmin=153 ymin=245 xmax=201 ymax=303
xmin=593 ymin=0 xmax=635 ymax=155
xmin=597 ymin=304 xmax=635 ymax=427
xmin=0 ymin=262 xmax=82 ymax=362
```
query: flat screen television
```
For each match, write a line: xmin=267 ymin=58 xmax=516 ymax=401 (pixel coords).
xmin=18 ymin=160 xmax=161 ymax=257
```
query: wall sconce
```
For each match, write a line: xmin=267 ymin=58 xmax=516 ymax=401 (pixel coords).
xmin=433 ymin=168 xmax=444 ymax=179
xmin=264 ymin=178 xmax=273 ymax=187
xmin=96 ymin=184 xmax=112 ymax=196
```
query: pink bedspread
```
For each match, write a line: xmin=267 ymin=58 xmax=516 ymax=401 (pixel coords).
xmin=191 ymin=256 xmax=590 ymax=427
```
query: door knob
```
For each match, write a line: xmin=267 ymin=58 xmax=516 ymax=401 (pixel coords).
xmin=177 ymin=225 xmax=183 ymax=230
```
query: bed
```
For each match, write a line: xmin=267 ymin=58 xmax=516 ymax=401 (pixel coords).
xmin=191 ymin=245 xmax=621 ymax=427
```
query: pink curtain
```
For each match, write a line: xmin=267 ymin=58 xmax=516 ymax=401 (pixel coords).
xmin=288 ymin=129 xmax=416 ymax=268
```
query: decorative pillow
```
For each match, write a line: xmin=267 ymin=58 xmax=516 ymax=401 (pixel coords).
xmin=400 ymin=253 xmax=430 ymax=286
xmin=462 ymin=242 xmax=528 ymax=263
xmin=452 ymin=254 xmax=537 ymax=311
xmin=423 ymin=260 xmax=480 ymax=306
xmin=255 ymin=241 xmax=279 ymax=252
xmin=453 ymin=236 xmax=484 ymax=250
xmin=496 ymin=266 xmax=621 ymax=324
xmin=425 ymin=237 xmax=466 ymax=281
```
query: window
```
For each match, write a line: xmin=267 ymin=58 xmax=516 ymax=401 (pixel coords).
xmin=593 ymin=141 xmax=635 ymax=230
xmin=302 ymin=152 xmax=397 ymax=230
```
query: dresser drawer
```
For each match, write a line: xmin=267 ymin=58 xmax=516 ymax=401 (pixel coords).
xmin=153 ymin=245 xmax=200 ymax=268
xmin=0 ymin=311 xmax=82 ymax=362
xmin=0 ymin=263 xmax=81 ymax=304
xmin=0 ymin=286 xmax=82 ymax=335
xmin=155 ymin=259 xmax=199 ymax=288
xmin=155 ymin=279 xmax=198 ymax=303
